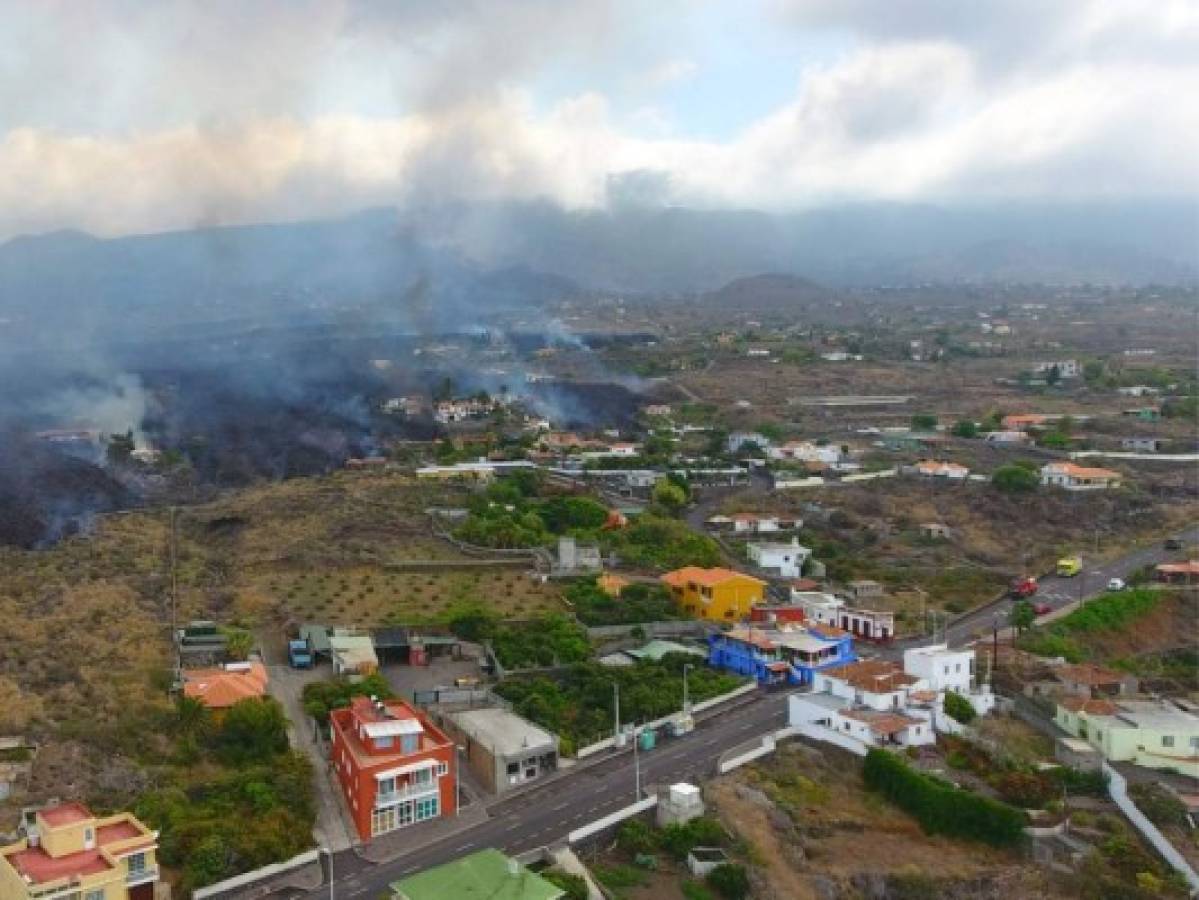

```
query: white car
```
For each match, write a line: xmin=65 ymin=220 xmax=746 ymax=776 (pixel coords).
xmin=1107 ymin=577 xmax=1127 ymax=591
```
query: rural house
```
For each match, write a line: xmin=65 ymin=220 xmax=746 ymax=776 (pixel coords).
xmin=747 ymin=538 xmax=812 ymax=578
xmin=660 ymin=567 xmax=766 ymax=622
xmin=444 ymin=707 xmax=558 ymax=795
xmin=1054 ymin=697 xmax=1199 ymax=778
xmin=707 ymin=624 xmax=855 ymax=686
xmin=791 ymin=591 xmax=896 ymax=642
xmin=1040 ymin=462 xmax=1122 ymax=491
xmin=0 ymin=802 xmax=159 ymax=900
xmin=330 ymin=696 xmax=457 ymax=841
xmin=182 ymin=660 xmax=269 ymax=718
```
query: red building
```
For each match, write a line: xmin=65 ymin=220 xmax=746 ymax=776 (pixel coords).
xmin=749 ymin=603 xmax=806 ymax=626
xmin=330 ymin=696 xmax=457 ymax=841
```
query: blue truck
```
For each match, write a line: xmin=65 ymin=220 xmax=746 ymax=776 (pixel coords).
xmin=288 ymin=638 xmax=313 ymax=669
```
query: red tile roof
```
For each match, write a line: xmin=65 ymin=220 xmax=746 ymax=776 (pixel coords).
xmin=661 ymin=567 xmax=765 ymax=589
xmin=841 ymin=709 xmax=922 ymax=735
xmin=1157 ymin=561 xmax=1199 ymax=576
xmin=183 ymin=661 xmax=269 ymax=709
xmin=827 ymin=659 xmax=918 ymax=692
xmin=1060 ymin=697 xmax=1119 ymax=715
xmin=1056 ymin=663 xmax=1125 ymax=687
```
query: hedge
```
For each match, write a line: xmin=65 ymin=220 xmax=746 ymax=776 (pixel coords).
xmin=863 ymin=749 xmax=1026 ymax=847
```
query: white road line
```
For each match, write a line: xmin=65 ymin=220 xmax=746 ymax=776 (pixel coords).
xmin=454 ymin=842 xmax=475 ymax=853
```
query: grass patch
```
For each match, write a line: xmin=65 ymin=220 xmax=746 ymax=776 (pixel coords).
xmin=1019 ymin=589 xmax=1161 ymax=661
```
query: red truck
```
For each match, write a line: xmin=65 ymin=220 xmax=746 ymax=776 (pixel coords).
xmin=1009 ymin=576 xmax=1039 ymax=599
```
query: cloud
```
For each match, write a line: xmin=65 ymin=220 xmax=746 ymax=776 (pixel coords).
xmin=0 ymin=0 xmax=1194 ymax=238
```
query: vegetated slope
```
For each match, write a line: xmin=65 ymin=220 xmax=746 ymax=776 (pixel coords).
xmin=1020 ymin=589 xmax=1196 ymax=669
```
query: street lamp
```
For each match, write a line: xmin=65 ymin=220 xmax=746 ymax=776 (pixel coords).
xmin=455 ymin=744 xmax=466 ymax=816
xmin=317 ymin=847 xmax=334 ymax=900
xmin=632 ymin=725 xmax=642 ymax=801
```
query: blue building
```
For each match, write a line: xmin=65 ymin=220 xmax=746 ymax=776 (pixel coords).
xmin=708 ymin=625 xmax=856 ymax=686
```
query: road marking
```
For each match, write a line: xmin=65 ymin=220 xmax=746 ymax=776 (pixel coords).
xmin=454 ymin=842 xmax=475 ymax=853
xmin=552 ymin=800 xmax=569 ymax=811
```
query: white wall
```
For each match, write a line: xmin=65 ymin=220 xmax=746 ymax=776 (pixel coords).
xmin=904 ymin=645 xmax=974 ymax=694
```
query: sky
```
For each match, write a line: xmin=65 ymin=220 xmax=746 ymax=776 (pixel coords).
xmin=0 ymin=0 xmax=1195 ymax=240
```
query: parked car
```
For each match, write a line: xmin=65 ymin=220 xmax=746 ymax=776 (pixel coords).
xmin=1009 ymin=576 xmax=1039 ymax=599
xmin=1164 ymin=538 xmax=1183 ymax=550
xmin=1032 ymin=602 xmax=1052 ymax=616
xmin=1107 ymin=577 xmax=1127 ymax=591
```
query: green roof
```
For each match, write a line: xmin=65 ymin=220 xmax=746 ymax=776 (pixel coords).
xmin=625 ymin=639 xmax=706 ymax=662
xmin=391 ymin=849 xmax=564 ymax=900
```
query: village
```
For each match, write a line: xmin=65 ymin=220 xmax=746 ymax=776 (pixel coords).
xmin=3 ymin=290 xmax=1198 ymax=900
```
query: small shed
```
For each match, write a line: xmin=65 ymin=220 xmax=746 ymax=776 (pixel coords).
xmin=686 ymin=847 xmax=730 ymax=878
xmin=920 ymin=523 xmax=952 ymax=540
xmin=846 ymin=579 xmax=884 ymax=601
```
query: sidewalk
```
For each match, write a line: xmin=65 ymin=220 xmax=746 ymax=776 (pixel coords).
xmin=356 ymin=687 xmax=768 ymax=864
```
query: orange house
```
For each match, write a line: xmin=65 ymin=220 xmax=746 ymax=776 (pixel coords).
xmin=661 ymin=567 xmax=767 ymax=622
xmin=182 ymin=661 xmax=269 ymax=721
xmin=330 ymin=696 xmax=457 ymax=841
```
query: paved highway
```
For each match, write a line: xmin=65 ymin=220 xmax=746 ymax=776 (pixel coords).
xmin=936 ymin=526 xmax=1199 ymax=649
xmin=286 ymin=692 xmax=788 ymax=899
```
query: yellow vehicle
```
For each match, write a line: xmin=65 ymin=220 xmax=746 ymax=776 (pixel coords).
xmin=1056 ymin=556 xmax=1082 ymax=577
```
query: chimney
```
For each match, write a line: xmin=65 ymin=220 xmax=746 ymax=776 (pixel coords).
xmin=508 ymin=858 xmax=520 ymax=877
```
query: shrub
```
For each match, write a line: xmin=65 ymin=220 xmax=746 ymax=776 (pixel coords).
xmin=542 ymin=870 xmax=588 ymax=900
xmin=943 ymin=691 xmax=977 ymax=725
xmin=992 ymin=464 xmax=1039 ymax=494
xmin=706 ymin=863 xmax=751 ymax=900
xmin=993 ymin=771 xmax=1056 ymax=809
xmin=862 ymin=749 xmax=1026 ymax=847
xmin=1129 ymin=783 xmax=1188 ymax=828
xmin=617 ymin=818 xmax=659 ymax=855
xmin=215 ymin=697 xmax=289 ymax=766
xmin=661 ymin=816 xmax=727 ymax=859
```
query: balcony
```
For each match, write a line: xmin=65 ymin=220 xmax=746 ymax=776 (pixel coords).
xmin=127 ymin=865 xmax=160 ymax=886
xmin=375 ymin=781 xmax=438 ymax=807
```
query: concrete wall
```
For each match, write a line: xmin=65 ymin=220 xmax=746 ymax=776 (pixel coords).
xmin=1105 ymin=763 xmax=1199 ymax=895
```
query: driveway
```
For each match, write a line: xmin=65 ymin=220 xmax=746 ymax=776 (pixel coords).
xmin=268 ymin=662 xmax=357 ymax=853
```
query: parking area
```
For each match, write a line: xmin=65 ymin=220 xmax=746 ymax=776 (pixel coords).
xmin=380 ymin=646 xmax=487 ymax=701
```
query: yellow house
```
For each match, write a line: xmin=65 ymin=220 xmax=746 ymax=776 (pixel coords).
xmin=661 ymin=567 xmax=767 ymax=622
xmin=0 ymin=802 xmax=159 ymax=900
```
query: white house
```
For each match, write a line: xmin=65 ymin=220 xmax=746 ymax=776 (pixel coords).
xmin=903 ymin=643 xmax=997 ymax=724
xmin=1040 ymin=462 xmax=1123 ymax=491
xmin=790 ymin=660 xmax=936 ymax=752
xmin=1116 ymin=386 xmax=1160 ymax=397
xmin=747 ymin=538 xmax=811 ymax=578
xmin=912 ymin=460 xmax=970 ymax=480
xmin=768 ymin=441 xmax=843 ymax=465
xmin=1034 ymin=359 xmax=1081 ymax=379
xmin=732 ymin=513 xmax=780 ymax=534
xmin=791 ymin=591 xmax=895 ymax=642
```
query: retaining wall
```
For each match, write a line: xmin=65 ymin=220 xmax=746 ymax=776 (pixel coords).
xmin=192 ymin=849 xmax=321 ymax=899
xmin=1105 ymin=763 xmax=1199 ymax=895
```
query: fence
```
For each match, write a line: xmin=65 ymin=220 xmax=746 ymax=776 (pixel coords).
xmin=584 ymin=621 xmax=712 ymax=641
xmin=789 ymin=720 xmax=869 ymax=757
xmin=574 ymin=682 xmax=759 ymax=759
xmin=567 ymin=796 xmax=658 ymax=844
xmin=1105 ymin=763 xmax=1199 ymax=896
xmin=192 ymin=849 xmax=321 ymax=899
xmin=717 ymin=735 xmax=776 ymax=774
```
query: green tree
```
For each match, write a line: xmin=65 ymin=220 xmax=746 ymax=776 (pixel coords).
xmin=943 ymin=691 xmax=977 ymax=725
xmin=992 ymin=464 xmax=1039 ymax=494
xmin=216 ymin=698 xmax=289 ymax=766
xmin=617 ymin=819 xmax=660 ymax=855
xmin=1010 ymin=601 xmax=1036 ymax=634
xmin=910 ymin=413 xmax=937 ymax=431
xmin=174 ymin=695 xmax=211 ymax=742
xmin=1046 ymin=364 xmax=1062 ymax=386
xmin=653 ymin=480 xmax=688 ymax=511
xmin=222 ymin=628 xmax=254 ymax=661
xmin=951 ymin=420 xmax=978 ymax=438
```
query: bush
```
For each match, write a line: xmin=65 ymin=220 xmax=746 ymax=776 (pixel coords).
xmin=706 ymin=863 xmax=751 ymax=900
xmin=301 ymin=672 xmax=393 ymax=727
xmin=542 ymin=870 xmax=588 ymax=900
xmin=606 ymin=515 xmax=721 ymax=569
xmin=215 ymin=697 xmax=289 ymax=766
xmin=566 ymin=578 xmax=678 ymax=626
xmin=993 ymin=771 xmax=1056 ymax=809
xmin=617 ymin=818 xmax=660 ymax=855
xmin=862 ymin=749 xmax=1026 ymax=847
xmin=992 ymin=464 xmax=1039 ymax=494
xmin=943 ymin=691 xmax=977 ymax=725
xmin=491 ymin=615 xmax=591 ymax=669
xmin=1129 ymin=783 xmax=1188 ymax=828
xmin=951 ymin=420 xmax=978 ymax=438
xmin=661 ymin=816 xmax=727 ymax=859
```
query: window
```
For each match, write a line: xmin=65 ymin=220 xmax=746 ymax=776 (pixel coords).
xmin=1191 ymin=737 xmax=1199 ymax=750
xmin=127 ymin=851 xmax=147 ymax=873
xmin=400 ymin=734 xmax=419 ymax=754
xmin=954 ymin=664 xmax=961 ymax=673
xmin=378 ymin=777 xmax=395 ymax=796
xmin=507 ymin=761 xmax=520 ymax=775
xmin=85 ymin=891 xmax=105 ymax=900
xmin=1162 ymin=736 xmax=1175 ymax=748
xmin=437 ymin=761 xmax=449 ymax=776
xmin=375 ymin=735 xmax=394 ymax=749
xmin=415 ymin=796 xmax=439 ymax=821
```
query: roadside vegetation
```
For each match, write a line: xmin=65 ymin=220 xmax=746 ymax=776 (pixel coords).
xmin=495 ymin=657 xmax=744 ymax=754
xmin=1019 ymin=589 xmax=1165 ymax=662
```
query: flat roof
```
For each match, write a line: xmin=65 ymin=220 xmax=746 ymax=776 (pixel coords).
xmin=392 ymin=848 xmax=563 ymax=900
xmin=449 ymin=708 xmax=557 ymax=758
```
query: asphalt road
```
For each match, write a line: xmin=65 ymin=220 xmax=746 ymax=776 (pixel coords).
xmin=935 ymin=525 xmax=1199 ymax=649
xmin=290 ymin=692 xmax=789 ymax=899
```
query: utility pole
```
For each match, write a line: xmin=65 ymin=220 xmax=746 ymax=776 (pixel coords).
xmin=613 ymin=682 xmax=621 ymax=742
xmin=633 ymin=726 xmax=641 ymax=801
